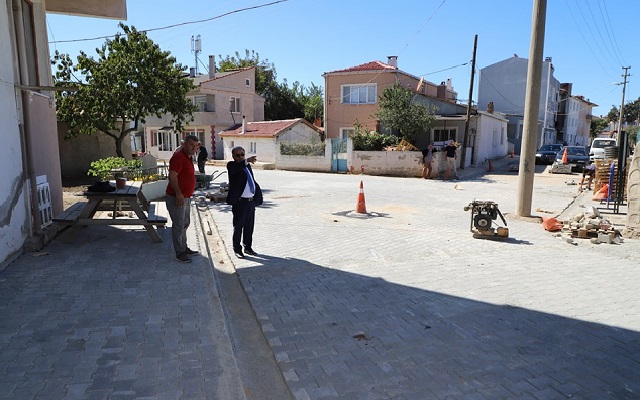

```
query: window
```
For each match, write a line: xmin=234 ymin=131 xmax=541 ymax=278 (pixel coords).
xmin=245 ymin=78 xmax=251 ymax=87
xmin=193 ymin=96 xmax=207 ymax=111
xmin=250 ymin=142 xmax=257 ymax=153
xmin=433 ymin=128 xmax=457 ymax=143
xmin=155 ymin=130 xmax=181 ymax=152
xmin=184 ymin=128 xmax=205 ymax=144
xmin=230 ymin=97 xmax=241 ymax=113
xmin=341 ymin=84 xmax=377 ymax=104
xmin=340 ymin=128 xmax=355 ymax=139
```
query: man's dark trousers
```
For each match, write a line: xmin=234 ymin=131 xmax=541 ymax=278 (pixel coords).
xmin=232 ymin=199 xmax=255 ymax=252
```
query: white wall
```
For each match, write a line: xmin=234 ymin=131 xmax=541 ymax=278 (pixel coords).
xmin=278 ymin=124 xmax=322 ymax=143
xmin=223 ymin=138 xmax=276 ymax=163
xmin=275 ymin=141 xmax=331 ymax=172
xmin=0 ymin=2 xmax=29 ymax=265
xmin=473 ymin=112 xmax=509 ymax=164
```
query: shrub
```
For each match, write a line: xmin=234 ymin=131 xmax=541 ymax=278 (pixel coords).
xmin=87 ymin=157 xmax=142 ymax=181
xmin=349 ymin=121 xmax=400 ymax=151
xmin=280 ymin=142 xmax=325 ymax=156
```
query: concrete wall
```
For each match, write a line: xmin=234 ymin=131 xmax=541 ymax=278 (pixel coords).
xmin=275 ymin=141 xmax=331 ymax=172
xmin=0 ymin=2 xmax=29 ymax=265
xmin=473 ymin=112 xmax=509 ymax=164
xmin=352 ymin=151 xmax=424 ymax=177
xmin=59 ymin=123 xmax=133 ymax=179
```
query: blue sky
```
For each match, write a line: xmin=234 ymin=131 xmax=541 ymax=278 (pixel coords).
xmin=46 ymin=0 xmax=638 ymax=117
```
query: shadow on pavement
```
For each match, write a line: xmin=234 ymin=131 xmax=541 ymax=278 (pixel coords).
xmin=235 ymin=254 xmax=640 ymax=399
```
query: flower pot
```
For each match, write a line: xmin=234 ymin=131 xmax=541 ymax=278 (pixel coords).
xmin=116 ymin=177 xmax=127 ymax=189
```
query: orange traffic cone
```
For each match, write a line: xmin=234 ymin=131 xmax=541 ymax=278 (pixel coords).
xmin=561 ymin=147 xmax=568 ymax=164
xmin=592 ymin=184 xmax=609 ymax=201
xmin=355 ymin=180 xmax=367 ymax=214
xmin=488 ymin=159 xmax=494 ymax=172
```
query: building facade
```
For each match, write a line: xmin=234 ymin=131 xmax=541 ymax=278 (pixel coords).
xmin=478 ymin=56 xmax=559 ymax=152
xmin=143 ymin=60 xmax=264 ymax=160
xmin=1 ymin=0 xmax=127 ymax=267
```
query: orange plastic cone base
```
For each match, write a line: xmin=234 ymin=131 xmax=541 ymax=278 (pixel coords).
xmin=561 ymin=148 xmax=568 ymax=164
xmin=592 ymin=184 xmax=609 ymax=201
xmin=355 ymin=180 xmax=367 ymax=214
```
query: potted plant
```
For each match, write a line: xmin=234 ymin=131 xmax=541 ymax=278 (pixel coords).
xmin=87 ymin=157 xmax=142 ymax=188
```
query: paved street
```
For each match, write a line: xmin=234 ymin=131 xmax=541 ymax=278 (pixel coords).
xmin=208 ymin=162 xmax=640 ymax=400
xmin=1 ymin=159 xmax=639 ymax=399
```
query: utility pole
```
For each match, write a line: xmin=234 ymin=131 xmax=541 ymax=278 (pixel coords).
xmin=516 ymin=0 xmax=547 ymax=217
xmin=460 ymin=34 xmax=478 ymax=170
xmin=616 ymin=66 xmax=631 ymax=141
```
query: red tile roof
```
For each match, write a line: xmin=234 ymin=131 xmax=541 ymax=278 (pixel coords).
xmin=324 ymin=60 xmax=397 ymax=74
xmin=219 ymin=118 xmax=321 ymax=138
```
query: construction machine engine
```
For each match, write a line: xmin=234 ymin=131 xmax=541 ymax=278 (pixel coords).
xmin=463 ymin=200 xmax=509 ymax=238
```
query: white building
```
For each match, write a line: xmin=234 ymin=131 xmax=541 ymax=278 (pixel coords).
xmin=478 ymin=56 xmax=559 ymax=152
xmin=1 ymin=0 xmax=128 ymax=267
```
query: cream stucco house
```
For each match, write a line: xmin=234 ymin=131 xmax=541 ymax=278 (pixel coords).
xmin=143 ymin=59 xmax=265 ymax=160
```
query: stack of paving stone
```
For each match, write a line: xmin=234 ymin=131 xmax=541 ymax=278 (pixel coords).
xmin=562 ymin=208 xmax=620 ymax=244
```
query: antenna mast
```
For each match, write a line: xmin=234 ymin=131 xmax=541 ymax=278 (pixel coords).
xmin=190 ymin=35 xmax=202 ymax=75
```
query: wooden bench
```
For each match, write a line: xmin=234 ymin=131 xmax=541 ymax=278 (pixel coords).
xmin=147 ymin=202 xmax=168 ymax=225
xmin=53 ymin=202 xmax=87 ymax=225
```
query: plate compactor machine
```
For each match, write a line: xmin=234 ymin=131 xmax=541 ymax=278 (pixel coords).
xmin=464 ymin=200 xmax=509 ymax=239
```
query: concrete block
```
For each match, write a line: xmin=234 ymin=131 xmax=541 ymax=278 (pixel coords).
xmin=598 ymin=232 xmax=612 ymax=244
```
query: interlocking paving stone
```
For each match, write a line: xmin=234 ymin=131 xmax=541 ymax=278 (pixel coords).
xmin=209 ymin=167 xmax=640 ymax=399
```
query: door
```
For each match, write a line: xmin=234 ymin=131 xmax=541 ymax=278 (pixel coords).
xmin=331 ymin=138 xmax=348 ymax=172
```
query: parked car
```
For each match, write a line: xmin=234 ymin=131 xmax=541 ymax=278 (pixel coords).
xmin=535 ymin=144 xmax=563 ymax=164
xmin=589 ymin=137 xmax=617 ymax=161
xmin=556 ymin=146 xmax=589 ymax=171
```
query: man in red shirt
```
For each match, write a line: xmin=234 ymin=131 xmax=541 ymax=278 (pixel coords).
xmin=166 ymin=135 xmax=199 ymax=263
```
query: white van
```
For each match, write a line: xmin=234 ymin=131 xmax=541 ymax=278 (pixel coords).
xmin=589 ymin=137 xmax=617 ymax=160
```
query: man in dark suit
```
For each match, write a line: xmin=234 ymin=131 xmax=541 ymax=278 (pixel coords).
xmin=226 ymin=146 xmax=263 ymax=258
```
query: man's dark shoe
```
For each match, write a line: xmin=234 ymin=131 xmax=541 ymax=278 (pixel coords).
xmin=184 ymin=247 xmax=199 ymax=256
xmin=175 ymin=252 xmax=192 ymax=263
xmin=234 ymin=249 xmax=245 ymax=258
xmin=244 ymin=248 xmax=258 ymax=256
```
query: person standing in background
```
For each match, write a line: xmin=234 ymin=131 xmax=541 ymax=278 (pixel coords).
xmin=421 ymin=143 xmax=437 ymax=179
xmin=444 ymin=139 xmax=459 ymax=180
xmin=166 ymin=135 xmax=199 ymax=263
xmin=197 ymin=143 xmax=208 ymax=174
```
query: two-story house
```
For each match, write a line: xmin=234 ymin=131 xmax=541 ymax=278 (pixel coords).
xmin=322 ymin=56 xmax=458 ymax=141
xmin=478 ymin=55 xmax=559 ymax=152
xmin=556 ymin=83 xmax=597 ymax=147
xmin=322 ymin=56 xmax=509 ymax=167
xmin=1 ymin=0 xmax=128 ymax=267
xmin=142 ymin=56 xmax=265 ymax=160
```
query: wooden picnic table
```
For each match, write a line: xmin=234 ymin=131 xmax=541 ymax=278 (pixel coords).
xmin=56 ymin=181 xmax=167 ymax=243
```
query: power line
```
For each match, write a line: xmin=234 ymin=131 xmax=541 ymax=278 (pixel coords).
xmin=49 ymin=0 xmax=289 ymax=44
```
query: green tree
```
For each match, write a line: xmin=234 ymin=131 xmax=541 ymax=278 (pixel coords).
xmin=376 ymin=82 xmax=436 ymax=142
xmin=606 ymin=97 xmax=640 ymax=125
xmin=53 ymin=23 xmax=195 ymax=157
xmin=217 ymin=49 xmax=323 ymax=123
xmin=299 ymin=83 xmax=324 ymax=124
xmin=590 ymin=117 xmax=609 ymax=139
xmin=218 ymin=50 xmax=276 ymax=98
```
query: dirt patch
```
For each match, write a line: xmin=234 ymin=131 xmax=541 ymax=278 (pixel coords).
xmin=62 ymin=178 xmax=93 ymax=209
